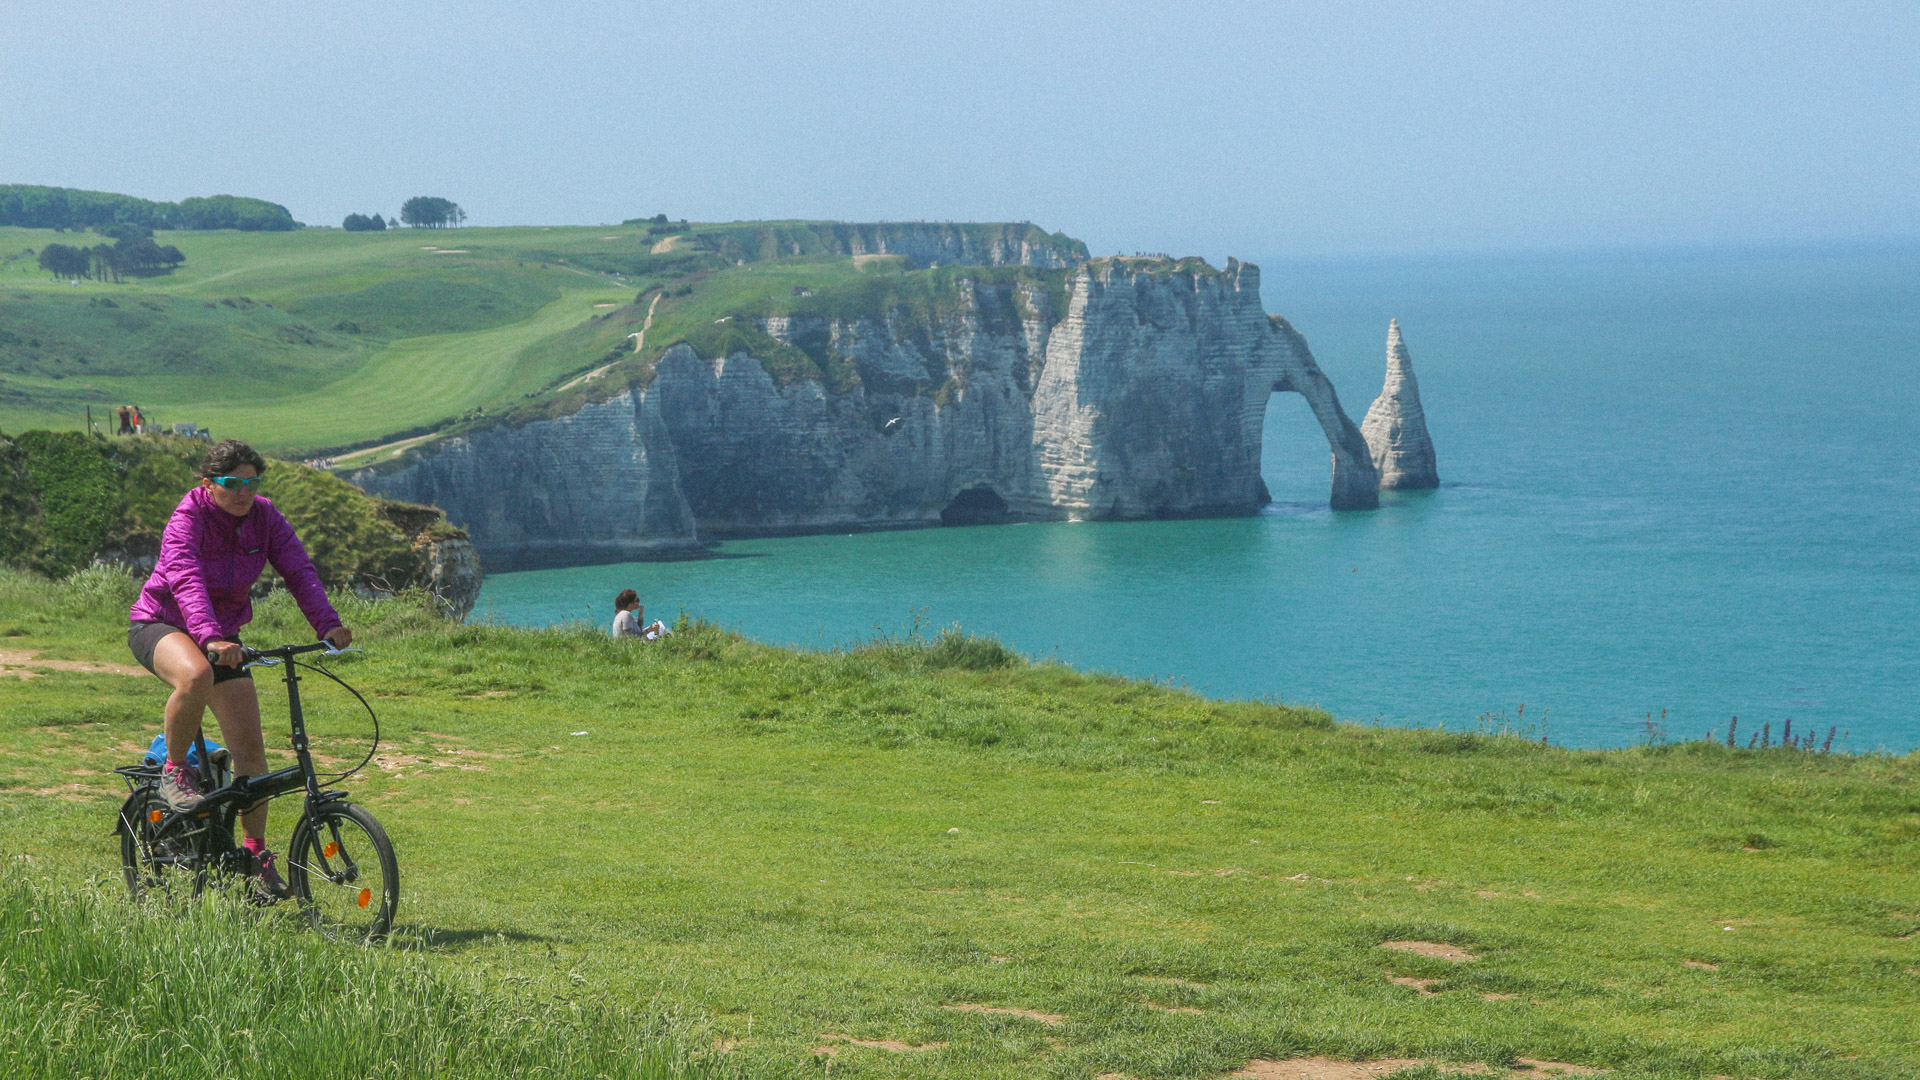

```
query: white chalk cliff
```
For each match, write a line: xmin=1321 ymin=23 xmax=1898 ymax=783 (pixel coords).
xmin=353 ymin=255 xmax=1403 ymax=570
xmin=1360 ymin=319 xmax=1439 ymax=490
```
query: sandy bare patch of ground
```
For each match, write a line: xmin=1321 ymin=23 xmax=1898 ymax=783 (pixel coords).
xmin=593 ymin=302 xmax=616 ymax=307
xmin=1380 ymin=940 xmax=1478 ymax=962
xmin=1483 ymin=993 xmax=1518 ymax=1001
xmin=1475 ymin=889 xmax=1504 ymax=898
xmin=1513 ymin=1060 xmax=1605 ymax=1075
xmin=1390 ymin=977 xmax=1441 ymax=995
xmin=1231 ymin=1059 xmax=1601 ymax=1078
xmin=813 ymin=1034 xmax=945 ymax=1056
xmin=1142 ymin=976 xmax=1208 ymax=988
xmin=990 ymin=954 xmax=1010 ymax=963
xmin=0 ymin=649 xmax=147 ymax=680
xmin=944 ymin=1002 xmax=1064 ymax=1025
xmin=17 ymin=783 xmax=110 ymax=801
xmin=650 ymin=235 xmax=681 ymax=254
xmin=1683 ymin=960 xmax=1719 ymax=970
xmin=372 ymin=751 xmax=491 ymax=778
xmin=1232 ymin=1057 xmax=1491 ymax=1078
xmin=332 ymin=431 xmax=442 ymax=468
xmin=852 ymin=253 xmax=904 ymax=268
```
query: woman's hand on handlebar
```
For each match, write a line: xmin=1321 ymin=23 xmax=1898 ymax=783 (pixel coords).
xmin=325 ymin=626 xmax=353 ymax=650
xmin=207 ymin=640 xmax=245 ymax=667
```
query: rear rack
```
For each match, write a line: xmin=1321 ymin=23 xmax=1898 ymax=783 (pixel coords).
xmin=115 ymin=763 xmax=161 ymax=793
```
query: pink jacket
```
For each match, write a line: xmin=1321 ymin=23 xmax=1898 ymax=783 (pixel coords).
xmin=130 ymin=486 xmax=342 ymax=647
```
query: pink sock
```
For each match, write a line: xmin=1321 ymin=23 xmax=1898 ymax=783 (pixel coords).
xmin=242 ymin=836 xmax=266 ymax=855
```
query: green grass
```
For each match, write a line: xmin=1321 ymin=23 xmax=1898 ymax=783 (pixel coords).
xmin=0 ymin=222 xmax=1087 ymax=456
xmin=2 ymin=568 xmax=1917 ymax=1078
xmin=0 ymin=225 xmax=676 ymax=452
xmin=0 ymin=873 xmax=729 ymax=1079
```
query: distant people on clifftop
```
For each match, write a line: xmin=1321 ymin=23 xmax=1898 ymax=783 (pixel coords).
xmin=610 ymin=589 xmax=670 ymax=642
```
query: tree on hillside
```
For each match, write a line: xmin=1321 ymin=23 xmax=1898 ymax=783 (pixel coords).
xmin=174 ymin=195 xmax=299 ymax=231
xmin=113 ymin=236 xmax=183 ymax=276
xmin=342 ymin=212 xmax=387 ymax=231
xmin=91 ymin=244 xmax=122 ymax=283
xmin=36 ymin=243 xmax=90 ymax=279
xmin=399 ymin=196 xmax=464 ymax=229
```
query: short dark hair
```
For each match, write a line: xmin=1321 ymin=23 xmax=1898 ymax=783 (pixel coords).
xmin=614 ymin=589 xmax=639 ymax=611
xmin=201 ymin=439 xmax=268 ymax=479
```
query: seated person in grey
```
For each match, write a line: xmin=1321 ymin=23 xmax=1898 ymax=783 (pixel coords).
xmin=610 ymin=589 xmax=670 ymax=641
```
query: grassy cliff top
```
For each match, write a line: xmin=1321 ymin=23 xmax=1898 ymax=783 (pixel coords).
xmin=0 ymin=220 xmax=1092 ymax=459
xmin=3 ymin=568 xmax=1917 ymax=1079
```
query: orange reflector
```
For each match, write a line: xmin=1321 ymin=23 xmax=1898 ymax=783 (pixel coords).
xmin=357 ymin=888 xmax=372 ymax=908
xmin=148 ymin=809 xmax=162 ymax=823
xmin=323 ymin=841 xmax=339 ymax=857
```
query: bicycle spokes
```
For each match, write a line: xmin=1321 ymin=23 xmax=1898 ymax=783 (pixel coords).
xmin=289 ymin=803 xmax=397 ymax=942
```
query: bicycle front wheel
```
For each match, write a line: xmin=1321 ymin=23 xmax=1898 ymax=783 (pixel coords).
xmin=287 ymin=801 xmax=399 ymax=943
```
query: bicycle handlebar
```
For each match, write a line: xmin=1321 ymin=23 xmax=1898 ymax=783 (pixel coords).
xmin=207 ymin=641 xmax=359 ymax=667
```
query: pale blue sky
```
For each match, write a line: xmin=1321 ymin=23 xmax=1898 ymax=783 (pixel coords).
xmin=4 ymin=1 xmax=1915 ymax=257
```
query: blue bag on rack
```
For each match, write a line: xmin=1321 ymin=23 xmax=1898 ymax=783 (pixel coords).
xmin=143 ymin=733 xmax=226 ymax=767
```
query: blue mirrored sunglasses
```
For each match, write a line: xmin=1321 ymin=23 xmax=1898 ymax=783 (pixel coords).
xmin=212 ymin=475 xmax=263 ymax=491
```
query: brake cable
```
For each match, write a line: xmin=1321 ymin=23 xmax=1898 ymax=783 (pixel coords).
xmin=290 ymin=657 xmax=381 ymax=786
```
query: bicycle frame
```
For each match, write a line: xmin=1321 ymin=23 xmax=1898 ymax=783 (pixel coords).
xmin=123 ymin=641 xmax=354 ymax=875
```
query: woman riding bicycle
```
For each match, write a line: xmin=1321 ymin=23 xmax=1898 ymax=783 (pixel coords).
xmin=127 ymin=439 xmax=352 ymax=899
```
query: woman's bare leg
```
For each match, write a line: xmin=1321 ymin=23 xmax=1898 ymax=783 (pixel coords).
xmin=207 ymin=678 xmax=269 ymax=843
xmin=151 ymin=632 xmax=215 ymax=766
xmin=151 ymin=632 xmax=271 ymax=842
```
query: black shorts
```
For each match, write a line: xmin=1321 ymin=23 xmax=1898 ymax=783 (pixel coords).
xmin=127 ymin=621 xmax=251 ymax=684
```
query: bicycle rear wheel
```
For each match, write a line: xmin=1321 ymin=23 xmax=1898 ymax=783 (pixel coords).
xmin=118 ymin=787 xmax=207 ymax=902
xmin=287 ymin=801 xmax=398 ymax=943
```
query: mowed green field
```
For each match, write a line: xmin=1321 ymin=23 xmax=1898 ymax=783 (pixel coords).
xmin=3 ymin=570 xmax=1917 ymax=1079
xmin=0 ymin=225 xmax=654 ymax=452
xmin=0 ymin=223 xmax=997 ymax=458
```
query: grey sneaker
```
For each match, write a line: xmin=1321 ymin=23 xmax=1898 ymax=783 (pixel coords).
xmin=158 ymin=759 xmax=202 ymax=811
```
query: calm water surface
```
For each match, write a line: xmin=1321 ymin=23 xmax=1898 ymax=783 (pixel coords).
xmin=478 ymin=245 xmax=1920 ymax=750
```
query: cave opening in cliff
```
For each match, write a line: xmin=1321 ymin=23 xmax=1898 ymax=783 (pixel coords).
xmin=941 ymin=486 xmax=1009 ymax=526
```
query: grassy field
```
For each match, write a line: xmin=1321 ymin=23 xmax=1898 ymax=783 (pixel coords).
xmin=0 ymin=225 xmax=645 ymax=452
xmin=0 ymin=221 xmax=1082 ymax=458
xmin=0 ymin=872 xmax=727 ymax=1080
xmin=2 ymin=569 xmax=1916 ymax=1079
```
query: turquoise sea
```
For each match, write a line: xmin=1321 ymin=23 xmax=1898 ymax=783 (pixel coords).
xmin=477 ymin=245 xmax=1920 ymax=751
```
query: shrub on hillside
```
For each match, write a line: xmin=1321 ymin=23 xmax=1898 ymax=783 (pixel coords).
xmin=0 ymin=185 xmax=298 ymax=232
xmin=0 ymin=432 xmax=45 ymax=568
xmin=11 ymin=431 xmax=120 ymax=575
xmin=173 ymin=194 xmax=298 ymax=231
xmin=342 ymin=212 xmax=387 ymax=231
xmin=255 ymin=462 xmax=423 ymax=589
xmin=400 ymin=196 xmax=465 ymax=228
xmin=0 ymin=431 xmax=466 ymax=594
